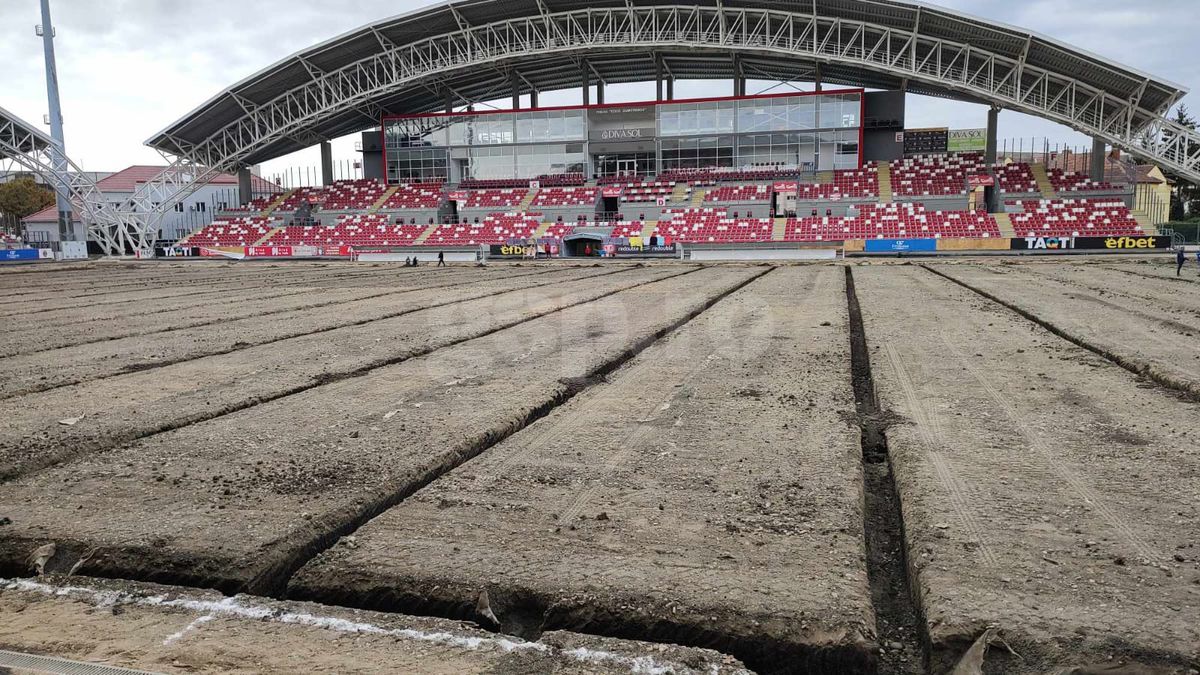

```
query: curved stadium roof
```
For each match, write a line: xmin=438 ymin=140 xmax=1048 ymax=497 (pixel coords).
xmin=0 ymin=105 xmax=55 ymax=159
xmin=148 ymin=0 xmax=1187 ymax=167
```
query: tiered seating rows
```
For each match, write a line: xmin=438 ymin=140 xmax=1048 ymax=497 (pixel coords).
xmin=322 ymin=179 xmax=389 ymax=211
xmin=651 ymin=208 xmax=773 ymax=243
xmin=892 ymin=152 xmax=987 ymax=196
xmin=532 ymin=186 xmax=599 ymax=207
xmin=618 ymin=181 xmax=676 ymax=203
xmin=1047 ymin=169 xmax=1119 ymax=193
xmin=182 ymin=217 xmax=279 ymax=246
xmin=1010 ymin=198 xmax=1142 ymax=237
xmin=423 ymin=212 xmax=543 ymax=246
xmin=382 ymin=182 xmax=444 ymax=209
xmin=994 ymin=163 xmax=1039 ymax=194
xmin=457 ymin=188 xmax=528 ymax=209
xmin=261 ymin=214 xmax=426 ymax=247
xmin=277 ymin=186 xmax=328 ymax=211
xmin=705 ymin=184 xmax=771 ymax=203
xmin=597 ymin=175 xmax=646 ymax=185
xmin=783 ymin=203 xmax=1000 ymax=241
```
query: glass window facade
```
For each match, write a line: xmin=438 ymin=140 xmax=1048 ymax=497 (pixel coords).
xmin=381 ymin=91 xmax=862 ymax=183
xmin=467 ymin=146 xmax=516 ymax=180
xmin=661 ymin=136 xmax=736 ymax=171
xmin=658 ymin=100 xmax=736 ymax=136
xmin=737 ymin=96 xmax=817 ymax=133
xmin=515 ymin=143 xmax=586 ymax=178
xmin=515 ymin=110 xmax=586 ymax=142
xmin=385 ymin=117 xmax=448 ymax=148
xmin=387 ymin=148 xmax=448 ymax=182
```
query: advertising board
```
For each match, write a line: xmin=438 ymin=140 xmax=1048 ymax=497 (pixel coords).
xmin=1010 ymin=236 xmax=1074 ymax=251
xmin=948 ymin=128 xmax=987 ymax=152
xmin=1074 ymin=235 xmax=1169 ymax=250
xmin=863 ymin=238 xmax=938 ymax=253
xmin=0 ymin=249 xmax=40 ymax=262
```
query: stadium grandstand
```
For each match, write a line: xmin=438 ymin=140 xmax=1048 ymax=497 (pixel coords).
xmin=6 ymin=0 xmax=1197 ymax=257
xmin=114 ymin=0 xmax=1195 ymax=260
xmin=6 ymin=4 xmax=1200 ymax=673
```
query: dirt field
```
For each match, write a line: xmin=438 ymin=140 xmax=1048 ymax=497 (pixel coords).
xmin=0 ymin=257 xmax=1197 ymax=675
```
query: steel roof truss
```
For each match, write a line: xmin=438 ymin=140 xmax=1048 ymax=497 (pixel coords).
xmin=126 ymin=4 xmax=1200 ymax=233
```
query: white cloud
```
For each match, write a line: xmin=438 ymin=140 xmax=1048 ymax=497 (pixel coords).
xmin=1 ymin=0 xmax=1195 ymax=179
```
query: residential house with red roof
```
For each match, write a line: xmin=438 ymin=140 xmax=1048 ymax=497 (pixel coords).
xmin=22 ymin=165 xmax=277 ymax=244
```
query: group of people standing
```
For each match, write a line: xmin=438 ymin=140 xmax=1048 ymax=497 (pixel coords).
xmin=404 ymin=252 xmax=447 ymax=267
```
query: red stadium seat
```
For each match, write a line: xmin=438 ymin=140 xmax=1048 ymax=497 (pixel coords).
xmin=381 ymin=182 xmax=445 ymax=210
xmin=260 ymin=213 xmax=427 ymax=247
xmin=891 ymin=152 xmax=986 ymax=197
xmin=421 ymin=212 xmax=542 ymax=246
xmin=180 ymin=216 xmax=280 ymax=246
xmin=782 ymin=203 xmax=1001 ymax=241
xmin=531 ymin=186 xmax=600 ymax=207
xmin=1009 ymin=198 xmax=1143 ymax=238
xmin=1046 ymin=169 xmax=1120 ymax=193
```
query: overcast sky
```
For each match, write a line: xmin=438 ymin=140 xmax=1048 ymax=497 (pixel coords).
xmin=2 ymin=0 xmax=1196 ymax=180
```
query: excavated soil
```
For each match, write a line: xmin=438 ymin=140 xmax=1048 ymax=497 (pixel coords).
xmin=0 ymin=265 xmax=682 ymax=478
xmin=2 ymin=258 xmax=1199 ymax=674
xmin=0 ymin=266 xmax=609 ymax=395
xmin=0 ymin=267 xmax=758 ymax=594
xmin=0 ymin=576 xmax=745 ymax=674
xmin=853 ymin=264 xmax=1200 ymax=673
xmin=290 ymin=266 xmax=875 ymax=673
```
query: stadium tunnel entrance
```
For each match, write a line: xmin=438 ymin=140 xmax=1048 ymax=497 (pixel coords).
xmin=562 ymin=232 xmax=604 ymax=257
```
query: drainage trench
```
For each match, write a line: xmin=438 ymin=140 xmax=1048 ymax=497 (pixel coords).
xmin=8 ymin=265 xmax=903 ymax=674
xmin=258 ymin=268 xmax=772 ymax=596
xmin=844 ymin=267 xmax=928 ymax=675
xmin=281 ymin=266 xmax=874 ymax=675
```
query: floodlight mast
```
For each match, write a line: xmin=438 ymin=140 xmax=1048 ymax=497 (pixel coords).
xmin=39 ymin=0 xmax=75 ymax=243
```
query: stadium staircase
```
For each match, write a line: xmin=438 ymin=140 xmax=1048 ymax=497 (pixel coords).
xmin=641 ymin=221 xmax=658 ymax=238
xmin=532 ymin=221 xmax=552 ymax=239
xmin=816 ymin=170 xmax=833 ymax=184
xmin=992 ymin=212 xmax=1016 ymax=238
xmin=413 ymin=223 xmax=440 ymax=246
xmin=517 ymin=189 xmax=538 ymax=211
xmin=261 ymin=190 xmax=294 ymax=217
xmin=368 ymin=186 xmax=400 ymax=214
xmin=1132 ymin=211 xmax=1160 ymax=235
xmin=877 ymin=162 xmax=894 ymax=203
xmin=670 ymin=182 xmax=690 ymax=203
xmin=690 ymin=188 xmax=708 ymax=207
xmin=252 ymin=227 xmax=283 ymax=246
xmin=1031 ymin=164 xmax=1057 ymax=199
xmin=772 ymin=217 xmax=788 ymax=241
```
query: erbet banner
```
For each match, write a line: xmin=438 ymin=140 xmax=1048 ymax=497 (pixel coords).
xmin=1011 ymin=235 xmax=1169 ymax=251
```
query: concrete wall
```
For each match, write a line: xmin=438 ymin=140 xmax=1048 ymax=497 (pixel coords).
xmin=361 ymin=131 xmax=385 ymax=182
xmin=793 ymin=199 xmax=878 ymax=218
xmin=894 ymin=196 xmax=971 ymax=211
xmin=536 ymin=206 xmax=601 ymax=223
xmin=688 ymin=247 xmax=838 ymax=261
xmin=357 ymin=249 xmax=478 ymax=263
xmin=377 ymin=208 xmax=440 ymax=225
xmin=864 ymin=129 xmax=904 ymax=162
xmin=863 ymin=91 xmax=905 ymax=163
xmin=22 ymin=220 xmax=85 ymax=244
xmin=703 ymin=201 xmax=771 ymax=218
